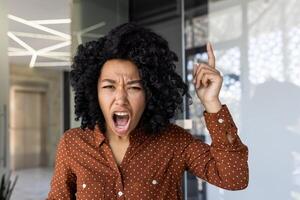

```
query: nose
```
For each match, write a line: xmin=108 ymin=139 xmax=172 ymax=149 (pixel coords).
xmin=115 ymin=87 xmax=129 ymax=105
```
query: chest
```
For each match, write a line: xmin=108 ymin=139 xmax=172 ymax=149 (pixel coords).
xmin=109 ymin=142 xmax=129 ymax=166
xmin=71 ymin=139 xmax=185 ymax=199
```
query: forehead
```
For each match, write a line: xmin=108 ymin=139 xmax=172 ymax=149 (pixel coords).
xmin=100 ymin=59 xmax=140 ymax=79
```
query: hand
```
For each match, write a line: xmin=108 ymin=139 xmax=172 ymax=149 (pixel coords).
xmin=193 ymin=42 xmax=223 ymax=111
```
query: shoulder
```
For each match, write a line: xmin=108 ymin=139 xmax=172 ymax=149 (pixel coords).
xmin=61 ymin=127 xmax=84 ymax=140
xmin=59 ymin=127 xmax=94 ymax=147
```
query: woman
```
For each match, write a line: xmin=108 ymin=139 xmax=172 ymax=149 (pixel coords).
xmin=47 ymin=22 xmax=248 ymax=200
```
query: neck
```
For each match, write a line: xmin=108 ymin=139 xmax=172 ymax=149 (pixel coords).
xmin=106 ymin=130 xmax=130 ymax=144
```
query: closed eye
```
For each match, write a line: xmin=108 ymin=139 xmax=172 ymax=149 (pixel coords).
xmin=129 ymin=87 xmax=141 ymax=90
xmin=103 ymin=85 xmax=114 ymax=89
xmin=102 ymin=86 xmax=142 ymax=90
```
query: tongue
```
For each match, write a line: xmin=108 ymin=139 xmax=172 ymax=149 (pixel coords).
xmin=115 ymin=116 xmax=128 ymax=126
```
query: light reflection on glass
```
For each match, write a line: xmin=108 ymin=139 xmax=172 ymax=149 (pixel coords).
xmin=249 ymin=31 xmax=284 ymax=84
xmin=288 ymin=26 xmax=300 ymax=86
xmin=206 ymin=0 xmax=300 ymax=199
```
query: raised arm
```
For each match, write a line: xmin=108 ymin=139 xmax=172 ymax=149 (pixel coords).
xmin=184 ymin=104 xmax=249 ymax=190
xmin=186 ymin=42 xmax=249 ymax=190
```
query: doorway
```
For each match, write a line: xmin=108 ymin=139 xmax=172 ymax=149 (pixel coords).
xmin=10 ymin=84 xmax=48 ymax=170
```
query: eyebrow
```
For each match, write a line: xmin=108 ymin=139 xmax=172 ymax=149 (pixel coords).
xmin=101 ymin=79 xmax=143 ymax=85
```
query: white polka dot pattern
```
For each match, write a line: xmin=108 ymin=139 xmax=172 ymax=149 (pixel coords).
xmin=47 ymin=104 xmax=248 ymax=199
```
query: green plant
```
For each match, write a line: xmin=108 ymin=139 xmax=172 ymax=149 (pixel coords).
xmin=0 ymin=170 xmax=18 ymax=200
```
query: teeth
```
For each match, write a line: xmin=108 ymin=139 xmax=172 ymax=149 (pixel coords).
xmin=114 ymin=112 xmax=129 ymax=116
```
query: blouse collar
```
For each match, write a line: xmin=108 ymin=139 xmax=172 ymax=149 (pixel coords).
xmin=93 ymin=124 xmax=151 ymax=147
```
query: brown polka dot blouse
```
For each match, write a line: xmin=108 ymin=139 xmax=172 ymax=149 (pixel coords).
xmin=47 ymin=104 xmax=249 ymax=199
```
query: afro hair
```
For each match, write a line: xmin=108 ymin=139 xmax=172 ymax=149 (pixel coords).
xmin=70 ymin=22 xmax=192 ymax=135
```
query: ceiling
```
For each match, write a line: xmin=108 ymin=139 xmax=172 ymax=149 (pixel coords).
xmin=8 ymin=0 xmax=71 ymax=70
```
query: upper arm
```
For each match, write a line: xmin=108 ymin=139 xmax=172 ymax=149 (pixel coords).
xmin=47 ymin=135 xmax=77 ymax=199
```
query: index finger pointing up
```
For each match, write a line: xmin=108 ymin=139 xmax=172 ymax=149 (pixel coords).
xmin=207 ymin=42 xmax=215 ymax=68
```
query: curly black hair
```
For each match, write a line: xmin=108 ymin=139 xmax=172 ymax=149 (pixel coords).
xmin=70 ymin=22 xmax=192 ymax=135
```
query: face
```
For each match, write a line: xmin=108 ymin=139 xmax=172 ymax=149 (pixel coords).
xmin=98 ymin=59 xmax=146 ymax=138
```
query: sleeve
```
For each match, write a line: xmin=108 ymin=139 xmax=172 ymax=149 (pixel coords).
xmin=184 ymin=104 xmax=249 ymax=190
xmin=47 ymin=134 xmax=77 ymax=199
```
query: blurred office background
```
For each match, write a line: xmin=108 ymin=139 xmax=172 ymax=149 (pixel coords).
xmin=0 ymin=0 xmax=300 ymax=199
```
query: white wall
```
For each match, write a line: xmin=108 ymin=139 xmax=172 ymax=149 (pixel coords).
xmin=207 ymin=0 xmax=300 ymax=199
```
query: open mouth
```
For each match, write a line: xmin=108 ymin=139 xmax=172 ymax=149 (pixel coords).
xmin=112 ymin=112 xmax=131 ymax=134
